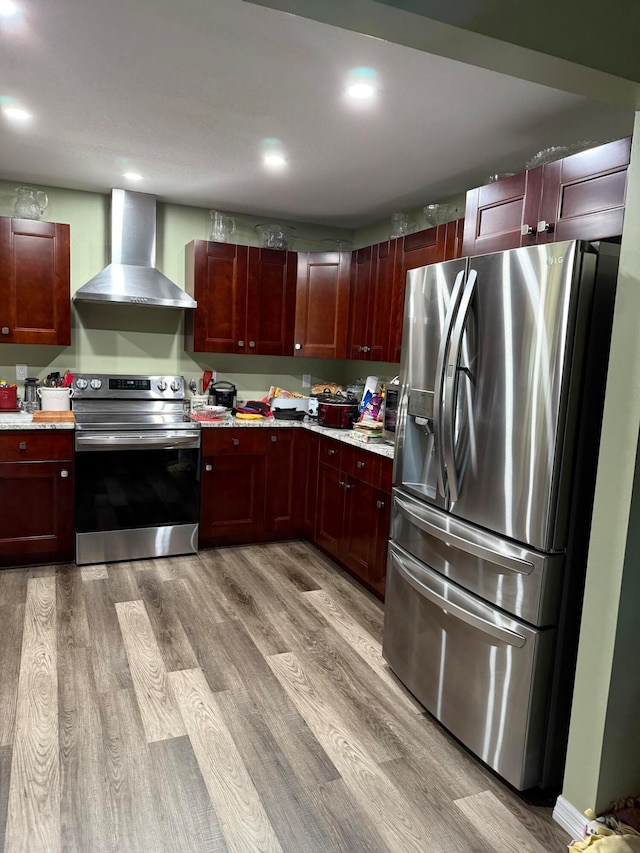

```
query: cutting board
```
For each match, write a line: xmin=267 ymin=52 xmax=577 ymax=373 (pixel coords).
xmin=32 ymin=411 xmax=75 ymax=422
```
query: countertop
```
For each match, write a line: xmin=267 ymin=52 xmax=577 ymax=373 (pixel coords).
xmin=0 ymin=413 xmax=395 ymax=458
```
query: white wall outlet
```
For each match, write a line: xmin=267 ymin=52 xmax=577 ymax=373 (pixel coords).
xmin=16 ymin=364 xmax=28 ymax=381
xmin=302 ymin=373 xmax=311 ymax=388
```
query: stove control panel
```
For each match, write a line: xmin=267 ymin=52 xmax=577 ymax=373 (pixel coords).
xmin=72 ymin=374 xmax=185 ymax=399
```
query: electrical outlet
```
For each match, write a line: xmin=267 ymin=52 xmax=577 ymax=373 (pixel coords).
xmin=16 ymin=363 xmax=28 ymax=381
xmin=302 ymin=373 xmax=311 ymax=388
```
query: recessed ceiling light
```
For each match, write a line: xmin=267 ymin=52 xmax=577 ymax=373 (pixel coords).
xmin=346 ymin=82 xmax=376 ymax=100
xmin=264 ymin=153 xmax=286 ymax=167
xmin=0 ymin=0 xmax=17 ymax=15
xmin=122 ymin=172 xmax=143 ymax=181
xmin=2 ymin=105 xmax=31 ymax=122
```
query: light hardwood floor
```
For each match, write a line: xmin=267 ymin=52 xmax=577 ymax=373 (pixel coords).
xmin=0 ymin=542 xmax=571 ymax=853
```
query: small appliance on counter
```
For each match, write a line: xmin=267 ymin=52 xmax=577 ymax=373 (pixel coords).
xmin=316 ymin=393 xmax=359 ymax=429
xmin=210 ymin=380 xmax=237 ymax=408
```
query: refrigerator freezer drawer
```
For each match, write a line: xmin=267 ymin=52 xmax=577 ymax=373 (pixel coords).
xmin=391 ymin=488 xmax=564 ymax=627
xmin=382 ymin=542 xmax=556 ymax=790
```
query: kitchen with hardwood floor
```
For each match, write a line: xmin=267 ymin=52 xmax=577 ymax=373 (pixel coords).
xmin=1 ymin=1 xmax=640 ymax=851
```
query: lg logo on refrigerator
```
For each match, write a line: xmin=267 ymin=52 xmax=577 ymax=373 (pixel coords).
xmin=547 ymin=256 xmax=564 ymax=265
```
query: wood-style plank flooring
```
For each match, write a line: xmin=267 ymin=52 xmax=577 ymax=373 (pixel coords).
xmin=0 ymin=542 xmax=571 ymax=852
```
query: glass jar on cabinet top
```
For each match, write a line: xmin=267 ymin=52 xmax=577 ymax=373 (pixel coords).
xmin=14 ymin=186 xmax=49 ymax=220
xmin=209 ymin=210 xmax=235 ymax=243
xmin=255 ymin=223 xmax=295 ymax=250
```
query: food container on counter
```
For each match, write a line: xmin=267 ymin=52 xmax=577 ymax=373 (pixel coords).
xmin=0 ymin=383 xmax=18 ymax=410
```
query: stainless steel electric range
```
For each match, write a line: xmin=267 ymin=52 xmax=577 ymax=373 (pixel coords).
xmin=72 ymin=373 xmax=201 ymax=565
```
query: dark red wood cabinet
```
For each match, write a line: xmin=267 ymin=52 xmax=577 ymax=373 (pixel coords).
xmin=185 ymin=240 xmax=296 ymax=356
xmin=0 ymin=431 xmax=74 ymax=566
xmin=0 ymin=217 xmax=71 ymax=346
xmin=314 ymin=435 xmax=392 ymax=599
xmin=264 ymin=428 xmax=304 ymax=538
xmin=348 ymin=240 xmax=397 ymax=362
xmin=294 ymin=251 xmax=351 ymax=359
xmin=462 ymin=138 xmax=630 ymax=256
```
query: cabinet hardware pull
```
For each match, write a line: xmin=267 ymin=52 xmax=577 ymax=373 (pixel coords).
xmin=205 ymin=464 xmax=213 ymax=472
xmin=356 ymin=460 xmax=365 ymax=469
xmin=19 ymin=441 xmax=27 ymax=450
xmin=357 ymin=346 xmax=363 ymax=353
xmin=249 ymin=341 xmax=256 ymax=348
xmin=1 ymin=327 xmax=9 ymax=336
xmin=376 ymin=499 xmax=385 ymax=509
xmin=520 ymin=224 xmax=534 ymax=236
xmin=60 ymin=469 xmax=69 ymax=478
xmin=327 ymin=449 xmax=335 ymax=456
xmin=271 ymin=435 xmax=277 ymax=442
xmin=294 ymin=343 xmax=302 ymax=350
xmin=233 ymin=438 xmax=239 ymax=446
xmin=536 ymin=220 xmax=553 ymax=233
xmin=237 ymin=340 xmax=244 ymax=347
xmin=343 ymin=482 xmax=351 ymax=490
xmin=362 ymin=346 xmax=370 ymax=353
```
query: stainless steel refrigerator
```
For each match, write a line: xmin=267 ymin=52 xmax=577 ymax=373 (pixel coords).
xmin=383 ymin=240 xmax=619 ymax=790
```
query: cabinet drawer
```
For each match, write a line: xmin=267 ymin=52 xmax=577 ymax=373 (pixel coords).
xmin=0 ymin=431 xmax=73 ymax=462
xmin=319 ymin=436 xmax=342 ymax=469
xmin=202 ymin=428 xmax=268 ymax=456
xmin=343 ymin=446 xmax=382 ymax=488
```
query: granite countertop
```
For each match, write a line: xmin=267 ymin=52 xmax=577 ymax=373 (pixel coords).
xmin=0 ymin=412 xmax=394 ymax=457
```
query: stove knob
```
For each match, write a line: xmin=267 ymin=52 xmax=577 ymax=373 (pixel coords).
xmin=157 ymin=379 xmax=168 ymax=392
xmin=75 ymin=378 xmax=88 ymax=390
xmin=170 ymin=380 xmax=181 ymax=392
xmin=90 ymin=378 xmax=102 ymax=390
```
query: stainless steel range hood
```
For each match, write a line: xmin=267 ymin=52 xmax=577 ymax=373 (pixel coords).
xmin=73 ymin=189 xmax=197 ymax=309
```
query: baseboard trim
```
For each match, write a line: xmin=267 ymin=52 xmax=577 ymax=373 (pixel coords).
xmin=553 ymin=795 xmax=587 ymax=841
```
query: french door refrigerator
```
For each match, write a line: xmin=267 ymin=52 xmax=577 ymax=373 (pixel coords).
xmin=383 ymin=240 xmax=619 ymax=790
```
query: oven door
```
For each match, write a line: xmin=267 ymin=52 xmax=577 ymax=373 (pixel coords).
xmin=75 ymin=429 xmax=201 ymax=565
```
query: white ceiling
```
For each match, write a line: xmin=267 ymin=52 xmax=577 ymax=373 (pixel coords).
xmin=0 ymin=0 xmax=633 ymax=228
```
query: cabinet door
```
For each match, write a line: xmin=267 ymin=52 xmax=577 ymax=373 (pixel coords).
xmin=347 ymin=246 xmax=373 ymax=360
xmin=0 ymin=460 xmax=74 ymax=566
xmin=462 ymin=170 xmax=544 ymax=256
xmin=246 ymin=248 xmax=296 ymax=356
xmin=0 ymin=218 xmax=70 ymax=345
xmin=444 ymin=218 xmax=465 ymax=260
xmin=294 ymin=251 xmax=351 ymax=359
xmin=369 ymin=487 xmax=391 ymax=598
xmin=303 ymin=431 xmax=320 ymax=538
xmin=264 ymin=429 xmax=301 ymax=537
xmin=369 ymin=240 xmax=396 ymax=362
xmin=389 ymin=226 xmax=446 ymax=363
xmin=315 ymin=462 xmax=344 ymax=559
xmin=341 ymin=478 xmax=390 ymax=600
xmin=184 ymin=240 xmax=248 ymax=354
xmin=537 ymin=137 xmax=631 ymax=243
xmin=200 ymin=453 xmax=266 ymax=545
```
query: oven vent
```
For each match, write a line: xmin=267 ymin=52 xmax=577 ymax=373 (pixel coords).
xmin=73 ymin=189 xmax=197 ymax=309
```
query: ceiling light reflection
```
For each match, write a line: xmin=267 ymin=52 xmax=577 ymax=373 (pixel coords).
xmin=0 ymin=0 xmax=17 ymax=15
xmin=2 ymin=105 xmax=31 ymax=122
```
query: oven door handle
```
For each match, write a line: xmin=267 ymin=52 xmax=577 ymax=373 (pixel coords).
xmin=75 ymin=431 xmax=201 ymax=451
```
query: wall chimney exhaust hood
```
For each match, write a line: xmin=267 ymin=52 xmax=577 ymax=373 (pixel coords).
xmin=73 ymin=189 xmax=197 ymax=309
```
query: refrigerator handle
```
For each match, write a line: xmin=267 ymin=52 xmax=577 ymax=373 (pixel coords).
xmin=394 ymin=495 xmax=534 ymax=576
xmin=434 ymin=269 xmax=466 ymax=498
xmin=444 ymin=268 xmax=477 ymax=503
xmin=390 ymin=549 xmax=527 ymax=648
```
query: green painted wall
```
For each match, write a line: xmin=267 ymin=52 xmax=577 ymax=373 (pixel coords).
xmin=353 ymin=192 xmax=466 ymax=249
xmin=561 ymin=112 xmax=640 ymax=814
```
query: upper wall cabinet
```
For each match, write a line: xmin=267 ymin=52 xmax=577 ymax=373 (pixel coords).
xmin=294 ymin=251 xmax=351 ymax=359
xmin=184 ymin=240 xmax=296 ymax=355
xmin=462 ymin=137 xmax=631 ymax=256
xmin=348 ymin=239 xmax=397 ymax=362
xmin=0 ymin=217 xmax=71 ymax=346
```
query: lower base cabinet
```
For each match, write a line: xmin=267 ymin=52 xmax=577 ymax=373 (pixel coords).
xmin=0 ymin=431 xmax=74 ymax=567
xmin=199 ymin=427 xmax=303 ymax=547
xmin=315 ymin=435 xmax=392 ymax=599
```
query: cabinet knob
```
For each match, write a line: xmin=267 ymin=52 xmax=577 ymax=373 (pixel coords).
xmin=362 ymin=346 xmax=371 ymax=353
xmin=356 ymin=460 xmax=365 ymax=469
xmin=376 ymin=499 xmax=385 ymax=509
xmin=343 ymin=482 xmax=351 ymax=491
xmin=233 ymin=438 xmax=240 ymax=446
xmin=294 ymin=343 xmax=302 ymax=350
xmin=537 ymin=220 xmax=553 ymax=233
xmin=1 ymin=327 xmax=9 ymax=336
xmin=271 ymin=435 xmax=277 ymax=442
xmin=237 ymin=340 xmax=244 ymax=347
xmin=205 ymin=464 xmax=213 ymax=472
xmin=19 ymin=441 xmax=27 ymax=450
xmin=249 ymin=341 xmax=256 ymax=348
xmin=60 ymin=469 xmax=69 ymax=478
xmin=520 ymin=224 xmax=534 ymax=236
xmin=327 ymin=449 xmax=335 ymax=456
